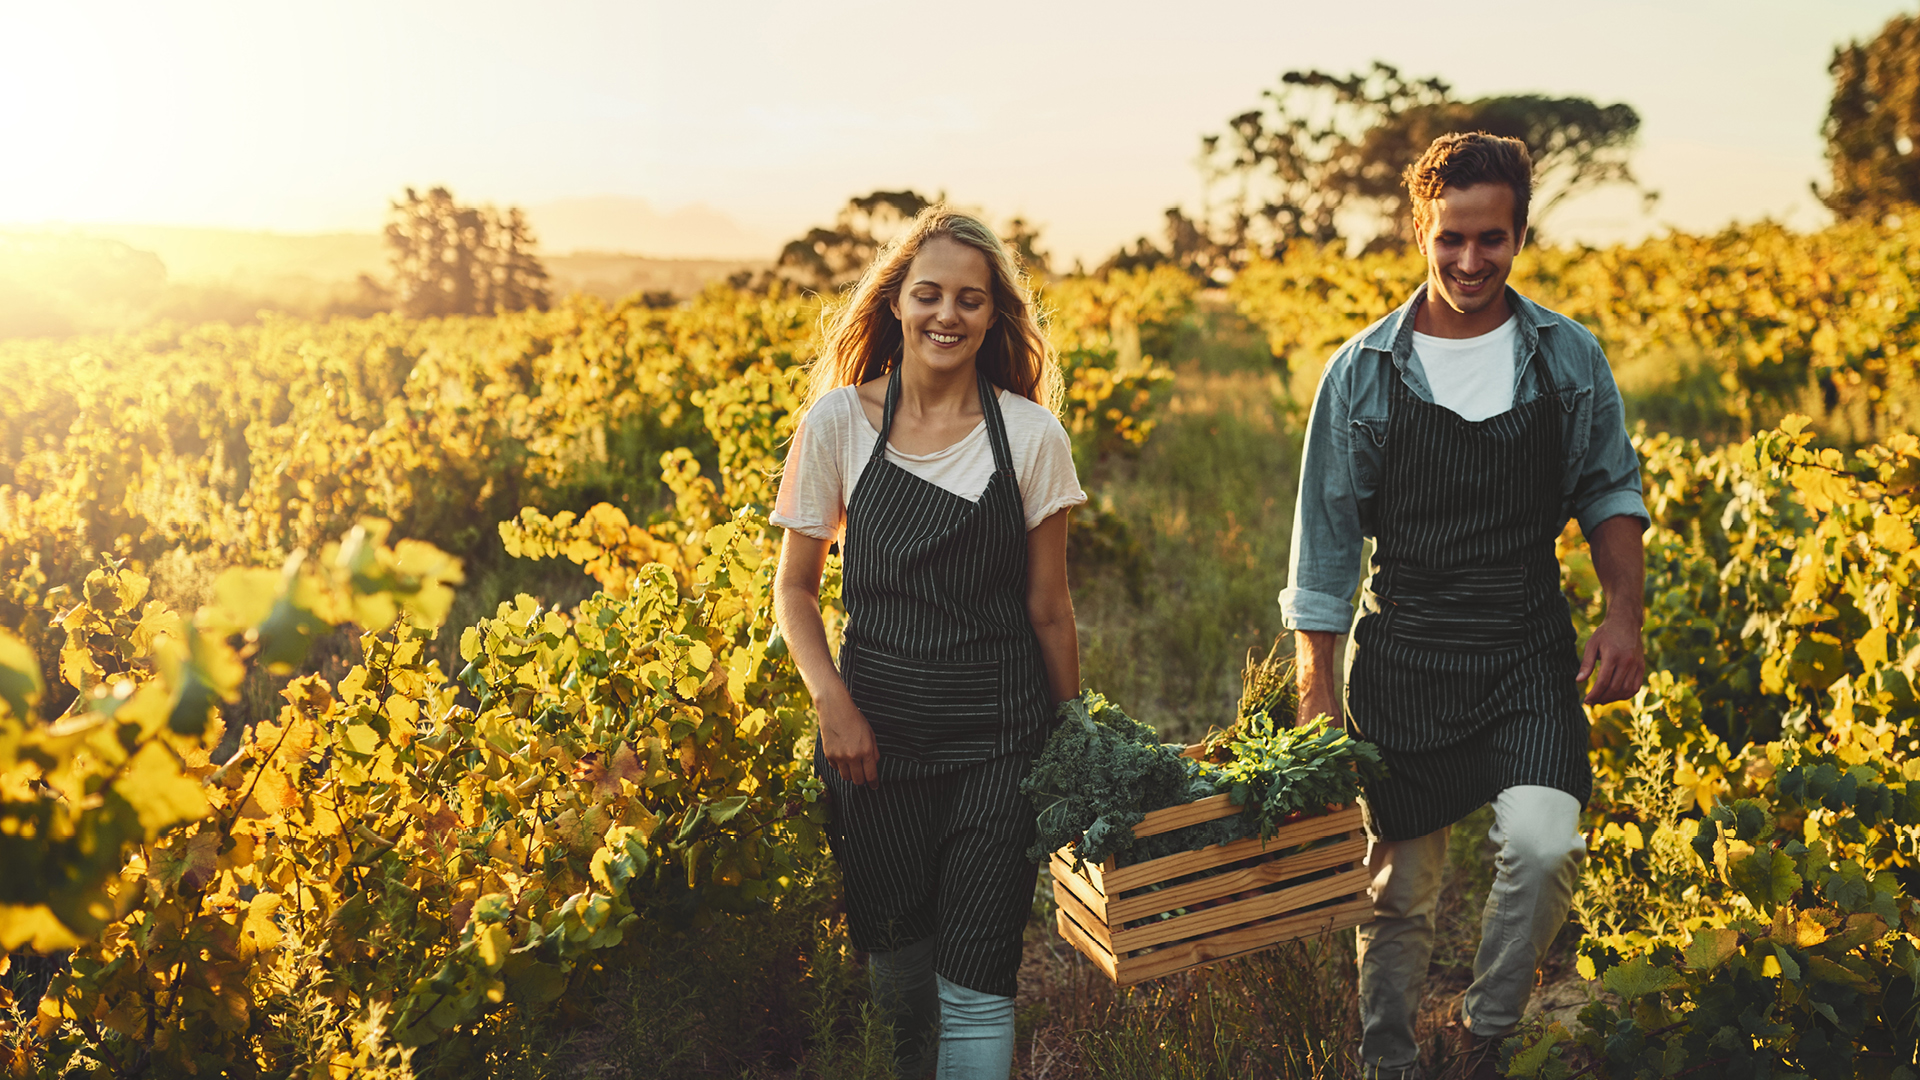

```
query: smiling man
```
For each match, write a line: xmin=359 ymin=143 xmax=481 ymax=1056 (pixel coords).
xmin=1281 ymin=134 xmax=1649 ymax=1080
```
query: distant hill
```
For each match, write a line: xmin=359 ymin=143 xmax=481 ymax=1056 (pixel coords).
xmin=0 ymin=223 xmax=772 ymax=340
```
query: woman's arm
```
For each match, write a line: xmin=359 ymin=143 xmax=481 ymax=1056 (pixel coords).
xmin=773 ymin=531 xmax=879 ymax=787
xmin=1026 ymin=508 xmax=1079 ymax=705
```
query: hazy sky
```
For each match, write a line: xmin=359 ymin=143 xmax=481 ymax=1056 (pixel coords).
xmin=1 ymin=1 xmax=1910 ymax=262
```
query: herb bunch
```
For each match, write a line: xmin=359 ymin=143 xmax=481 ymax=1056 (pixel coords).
xmin=1023 ymin=688 xmax=1383 ymax=870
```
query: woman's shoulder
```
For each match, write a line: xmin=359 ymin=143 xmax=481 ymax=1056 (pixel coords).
xmin=995 ymin=389 xmax=1068 ymax=434
xmin=801 ymin=385 xmax=865 ymax=435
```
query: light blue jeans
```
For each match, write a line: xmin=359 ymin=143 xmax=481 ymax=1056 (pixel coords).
xmin=867 ymin=942 xmax=1015 ymax=1079
xmin=1354 ymin=785 xmax=1586 ymax=1078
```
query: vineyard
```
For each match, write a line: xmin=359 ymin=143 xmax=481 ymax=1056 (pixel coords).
xmin=2 ymin=219 xmax=1920 ymax=1077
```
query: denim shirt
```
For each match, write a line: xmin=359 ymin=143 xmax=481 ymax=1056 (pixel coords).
xmin=1280 ymin=284 xmax=1649 ymax=634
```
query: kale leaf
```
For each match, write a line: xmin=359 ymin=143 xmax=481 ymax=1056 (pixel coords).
xmin=1022 ymin=692 xmax=1385 ymax=870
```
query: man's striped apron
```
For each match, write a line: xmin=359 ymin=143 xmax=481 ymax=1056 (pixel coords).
xmin=816 ymin=364 xmax=1054 ymax=996
xmin=1344 ymin=376 xmax=1592 ymax=842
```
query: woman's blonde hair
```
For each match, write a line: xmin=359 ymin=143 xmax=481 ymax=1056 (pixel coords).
xmin=805 ymin=205 xmax=1060 ymax=415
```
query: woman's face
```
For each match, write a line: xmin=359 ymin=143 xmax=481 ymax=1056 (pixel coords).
xmin=889 ymin=237 xmax=995 ymax=379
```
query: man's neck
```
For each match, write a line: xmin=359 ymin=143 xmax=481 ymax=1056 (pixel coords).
xmin=1413 ymin=286 xmax=1512 ymax=339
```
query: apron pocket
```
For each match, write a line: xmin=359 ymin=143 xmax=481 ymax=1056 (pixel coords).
xmin=846 ymin=646 xmax=1002 ymax=763
xmin=1377 ymin=564 xmax=1529 ymax=652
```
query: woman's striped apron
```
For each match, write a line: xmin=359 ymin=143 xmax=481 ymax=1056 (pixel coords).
xmin=816 ymin=364 xmax=1054 ymax=996
xmin=1344 ymin=376 xmax=1592 ymax=842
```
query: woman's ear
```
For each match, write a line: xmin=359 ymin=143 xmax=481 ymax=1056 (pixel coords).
xmin=888 ymin=290 xmax=901 ymax=321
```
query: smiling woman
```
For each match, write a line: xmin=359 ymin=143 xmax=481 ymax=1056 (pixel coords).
xmin=769 ymin=207 xmax=1084 ymax=1080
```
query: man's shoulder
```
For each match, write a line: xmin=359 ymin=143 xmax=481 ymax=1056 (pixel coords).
xmin=1321 ymin=310 xmax=1399 ymax=384
xmin=1513 ymin=292 xmax=1605 ymax=363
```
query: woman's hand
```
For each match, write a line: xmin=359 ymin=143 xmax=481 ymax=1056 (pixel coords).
xmin=815 ymin=686 xmax=880 ymax=788
xmin=774 ymin=530 xmax=882 ymax=788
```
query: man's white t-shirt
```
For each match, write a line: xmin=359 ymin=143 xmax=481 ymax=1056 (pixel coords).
xmin=1410 ymin=315 xmax=1518 ymax=422
xmin=771 ymin=384 xmax=1087 ymax=541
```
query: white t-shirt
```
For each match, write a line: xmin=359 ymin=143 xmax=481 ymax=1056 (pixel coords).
xmin=771 ymin=384 xmax=1087 ymax=540
xmin=1411 ymin=315 xmax=1518 ymax=422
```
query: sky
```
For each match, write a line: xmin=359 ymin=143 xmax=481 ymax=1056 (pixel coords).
xmin=0 ymin=1 xmax=1911 ymax=264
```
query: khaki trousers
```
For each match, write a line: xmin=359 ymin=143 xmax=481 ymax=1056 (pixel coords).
xmin=1354 ymin=785 xmax=1586 ymax=1078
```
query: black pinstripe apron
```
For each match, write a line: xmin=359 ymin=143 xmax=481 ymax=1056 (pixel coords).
xmin=816 ymin=364 xmax=1053 ymax=996
xmin=1344 ymin=376 xmax=1591 ymax=842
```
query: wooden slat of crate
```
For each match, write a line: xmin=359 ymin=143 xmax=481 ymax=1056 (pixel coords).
xmin=1112 ymin=864 xmax=1371 ymax=952
xmin=1106 ymin=834 xmax=1364 ymax=923
xmin=1117 ymin=896 xmax=1374 ymax=986
xmin=1102 ymin=805 xmax=1365 ymax=893
xmin=1048 ymin=793 xmax=1371 ymax=986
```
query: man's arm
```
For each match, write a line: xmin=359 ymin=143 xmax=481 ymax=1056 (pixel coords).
xmin=1578 ymin=513 xmax=1646 ymax=705
xmin=1295 ymin=630 xmax=1342 ymax=726
xmin=1283 ymin=354 xmax=1365 ymax=726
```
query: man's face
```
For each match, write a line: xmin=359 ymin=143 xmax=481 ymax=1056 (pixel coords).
xmin=1416 ymin=182 xmax=1520 ymax=321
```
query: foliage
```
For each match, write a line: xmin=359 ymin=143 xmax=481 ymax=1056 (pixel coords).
xmin=1022 ymin=693 xmax=1377 ymax=871
xmin=1823 ymin=12 xmax=1920 ymax=225
xmin=1504 ymin=417 xmax=1920 ymax=1078
xmin=1197 ymin=60 xmax=1648 ymax=257
xmin=0 ymin=249 xmax=1186 ymax=1072
xmin=386 ymin=186 xmax=550 ymax=317
xmin=773 ymin=190 xmax=1060 ymax=294
xmin=1229 ymin=221 xmax=1920 ymax=445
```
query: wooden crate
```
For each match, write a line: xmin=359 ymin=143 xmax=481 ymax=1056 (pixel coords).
xmin=1050 ymin=793 xmax=1371 ymax=986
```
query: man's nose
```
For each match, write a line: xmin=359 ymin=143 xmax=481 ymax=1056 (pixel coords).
xmin=1457 ymin=243 xmax=1484 ymax=274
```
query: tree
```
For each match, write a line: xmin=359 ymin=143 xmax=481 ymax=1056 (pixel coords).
xmin=776 ymin=190 xmax=933 ymax=293
xmin=775 ymin=190 xmax=1053 ymax=293
xmin=1821 ymin=13 xmax=1920 ymax=223
xmin=385 ymin=186 xmax=550 ymax=317
xmin=1198 ymin=62 xmax=1652 ymax=255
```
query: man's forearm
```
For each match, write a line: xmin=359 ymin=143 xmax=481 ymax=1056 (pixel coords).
xmin=1294 ymin=629 xmax=1341 ymax=726
xmin=1589 ymin=515 xmax=1646 ymax=627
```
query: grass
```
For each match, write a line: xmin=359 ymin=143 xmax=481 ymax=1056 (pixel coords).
xmin=1075 ymin=303 xmax=1303 ymax=742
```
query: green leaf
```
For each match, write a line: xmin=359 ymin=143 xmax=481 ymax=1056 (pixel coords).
xmin=1729 ymin=846 xmax=1802 ymax=911
xmin=1602 ymin=955 xmax=1686 ymax=1001
xmin=1684 ymin=927 xmax=1740 ymax=971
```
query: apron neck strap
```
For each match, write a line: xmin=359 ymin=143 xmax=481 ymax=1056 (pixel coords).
xmin=870 ymin=364 xmax=1019 ymax=479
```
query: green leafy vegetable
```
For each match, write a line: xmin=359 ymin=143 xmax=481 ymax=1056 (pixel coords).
xmin=1022 ymin=691 xmax=1383 ymax=870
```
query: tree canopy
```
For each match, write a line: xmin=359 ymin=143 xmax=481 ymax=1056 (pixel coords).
xmin=385 ymin=186 xmax=550 ymax=317
xmin=775 ymin=190 xmax=1051 ymax=293
xmin=1193 ymin=62 xmax=1651 ymax=258
xmin=1822 ymin=12 xmax=1920 ymax=224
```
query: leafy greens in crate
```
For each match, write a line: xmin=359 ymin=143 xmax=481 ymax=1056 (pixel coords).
xmin=1022 ymin=690 xmax=1383 ymax=871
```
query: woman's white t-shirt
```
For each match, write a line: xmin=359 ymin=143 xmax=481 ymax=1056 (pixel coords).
xmin=771 ymin=384 xmax=1087 ymax=541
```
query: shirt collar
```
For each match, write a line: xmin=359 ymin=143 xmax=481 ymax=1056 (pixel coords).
xmin=1362 ymin=281 xmax=1554 ymax=373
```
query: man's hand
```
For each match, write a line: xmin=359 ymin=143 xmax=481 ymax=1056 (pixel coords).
xmin=1577 ymin=615 xmax=1645 ymax=705
xmin=1580 ymin=514 xmax=1649 ymax=706
xmin=1295 ymin=630 xmax=1342 ymax=727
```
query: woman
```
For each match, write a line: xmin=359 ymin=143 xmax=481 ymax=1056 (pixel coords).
xmin=771 ymin=207 xmax=1083 ymax=1079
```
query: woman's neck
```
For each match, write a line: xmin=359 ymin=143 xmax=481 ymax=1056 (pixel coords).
xmin=896 ymin=359 xmax=981 ymax=418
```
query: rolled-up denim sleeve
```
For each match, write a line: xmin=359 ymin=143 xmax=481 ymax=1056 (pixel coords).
xmin=1281 ymin=362 xmax=1365 ymax=633
xmin=1571 ymin=341 xmax=1650 ymax=539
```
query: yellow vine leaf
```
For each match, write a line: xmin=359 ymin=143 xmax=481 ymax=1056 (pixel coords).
xmin=1858 ymin=626 xmax=1891 ymax=669
xmin=0 ymin=904 xmax=84 ymax=952
xmin=119 ymin=741 xmax=211 ymax=834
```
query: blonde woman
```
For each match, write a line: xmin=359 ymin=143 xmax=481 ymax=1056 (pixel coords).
xmin=771 ymin=207 xmax=1083 ymax=1079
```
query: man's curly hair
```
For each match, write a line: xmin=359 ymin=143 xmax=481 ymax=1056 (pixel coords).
xmin=1404 ymin=132 xmax=1534 ymax=240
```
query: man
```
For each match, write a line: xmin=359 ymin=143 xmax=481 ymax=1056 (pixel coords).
xmin=1281 ymin=133 xmax=1648 ymax=1080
